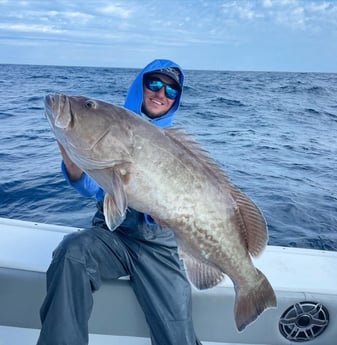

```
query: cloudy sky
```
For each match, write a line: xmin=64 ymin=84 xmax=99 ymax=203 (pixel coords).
xmin=1 ymin=0 xmax=337 ymax=72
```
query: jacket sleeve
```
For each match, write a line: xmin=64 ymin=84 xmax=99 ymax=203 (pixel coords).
xmin=61 ymin=161 xmax=105 ymax=201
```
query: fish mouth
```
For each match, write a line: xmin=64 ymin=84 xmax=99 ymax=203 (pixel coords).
xmin=44 ymin=94 xmax=72 ymax=129
xmin=44 ymin=93 xmax=63 ymax=117
xmin=44 ymin=93 xmax=54 ymax=107
xmin=44 ymin=94 xmax=54 ymax=120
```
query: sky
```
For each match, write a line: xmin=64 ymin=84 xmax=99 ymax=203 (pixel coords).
xmin=0 ymin=0 xmax=337 ymax=72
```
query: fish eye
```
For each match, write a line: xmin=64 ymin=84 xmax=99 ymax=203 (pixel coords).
xmin=85 ymin=100 xmax=97 ymax=109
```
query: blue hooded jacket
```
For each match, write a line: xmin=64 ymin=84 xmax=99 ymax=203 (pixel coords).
xmin=124 ymin=58 xmax=184 ymax=128
xmin=62 ymin=59 xmax=184 ymax=213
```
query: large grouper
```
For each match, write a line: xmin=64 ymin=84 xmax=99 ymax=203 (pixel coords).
xmin=45 ymin=93 xmax=276 ymax=332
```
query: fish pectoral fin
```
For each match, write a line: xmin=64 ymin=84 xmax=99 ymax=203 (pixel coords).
xmin=179 ymin=249 xmax=225 ymax=290
xmin=103 ymin=193 xmax=127 ymax=231
xmin=103 ymin=170 xmax=128 ymax=231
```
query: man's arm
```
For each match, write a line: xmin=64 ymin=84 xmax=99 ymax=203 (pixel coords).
xmin=57 ymin=142 xmax=83 ymax=181
xmin=57 ymin=142 xmax=104 ymax=200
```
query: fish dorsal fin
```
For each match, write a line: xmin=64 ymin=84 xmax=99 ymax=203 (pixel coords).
xmin=163 ymin=127 xmax=230 ymax=182
xmin=178 ymin=248 xmax=225 ymax=290
xmin=103 ymin=166 xmax=128 ymax=231
xmin=164 ymin=127 xmax=268 ymax=257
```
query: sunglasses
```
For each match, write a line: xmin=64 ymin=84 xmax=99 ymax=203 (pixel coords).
xmin=144 ymin=76 xmax=179 ymax=100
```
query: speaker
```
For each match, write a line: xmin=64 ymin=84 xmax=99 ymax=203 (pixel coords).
xmin=279 ymin=301 xmax=329 ymax=342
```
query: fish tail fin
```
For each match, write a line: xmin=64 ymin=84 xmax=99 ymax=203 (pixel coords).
xmin=234 ymin=268 xmax=277 ymax=332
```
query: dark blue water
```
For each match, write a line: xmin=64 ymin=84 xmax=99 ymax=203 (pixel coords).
xmin=1 ymin=64 xmax=336 ymax=250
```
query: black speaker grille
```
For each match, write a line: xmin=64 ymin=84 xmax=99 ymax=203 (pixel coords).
xmin=279 ymin=301 xmax=329 ymax=342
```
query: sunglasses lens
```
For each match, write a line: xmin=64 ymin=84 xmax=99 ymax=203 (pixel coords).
xmin=147 ymin=80 xmax=163 ymax=91
xmin=145 ymin=78 xmax=179 ymax=100
xmin=165 ymin=85 xmax=178 ymax=100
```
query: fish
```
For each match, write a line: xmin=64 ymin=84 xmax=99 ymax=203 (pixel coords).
xmin=45 ymin=93 xmax=277 ymax=332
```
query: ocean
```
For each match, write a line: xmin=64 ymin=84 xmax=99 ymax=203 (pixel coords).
xmin=0 ymin=64 xmax=336 ymax=250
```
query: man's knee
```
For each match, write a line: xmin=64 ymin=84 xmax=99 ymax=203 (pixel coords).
xmin=52 ymin=230 xmax=95 ymax=263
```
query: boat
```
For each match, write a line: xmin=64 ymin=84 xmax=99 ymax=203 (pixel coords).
xmin=0 ymin=216 xmax=336 ymax=345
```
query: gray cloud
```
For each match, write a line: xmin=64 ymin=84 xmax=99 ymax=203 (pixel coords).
xmin=0 ymin=0 xmax=336 ymax=71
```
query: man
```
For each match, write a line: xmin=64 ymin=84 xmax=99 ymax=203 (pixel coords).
xmin=37 ymin=59 xmax=202 ymax=345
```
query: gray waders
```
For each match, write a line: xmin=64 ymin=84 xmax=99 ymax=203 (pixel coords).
xmin=37 ymin=205 xmax=202 ymax=345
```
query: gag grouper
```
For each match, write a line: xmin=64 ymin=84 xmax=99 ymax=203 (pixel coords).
xmin=45 ymin=93 xmax=276 ymax=331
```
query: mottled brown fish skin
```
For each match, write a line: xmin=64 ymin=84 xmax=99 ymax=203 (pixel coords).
xmin=45 ymin=93 xmax=277 ymax=331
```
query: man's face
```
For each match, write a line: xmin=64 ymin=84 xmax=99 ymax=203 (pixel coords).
xmin=142 ymin=73 xmax=178 ymax=118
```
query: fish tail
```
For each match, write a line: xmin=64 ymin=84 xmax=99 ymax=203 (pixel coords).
xmin=234 ymin=268 xmax=277 ymax=332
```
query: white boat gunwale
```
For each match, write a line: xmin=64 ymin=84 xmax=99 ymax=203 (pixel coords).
xmin=1 ymin=217 xmax=336 ymax=344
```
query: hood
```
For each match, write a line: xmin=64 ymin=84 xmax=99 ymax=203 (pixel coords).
xmin=124 ymin=59 xmax=184 ymax=128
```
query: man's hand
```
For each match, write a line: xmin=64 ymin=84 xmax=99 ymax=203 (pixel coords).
xmin=152 ymin=217 xmax=168 ymax=228
xmin=57 ymin=142 xmax=83 ymax=181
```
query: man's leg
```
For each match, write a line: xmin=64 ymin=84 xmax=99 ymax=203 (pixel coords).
xmin=122 ymin=230 xmax=202 ymax=345
xmin=37 ymin=227 xmax=130 ymax=345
